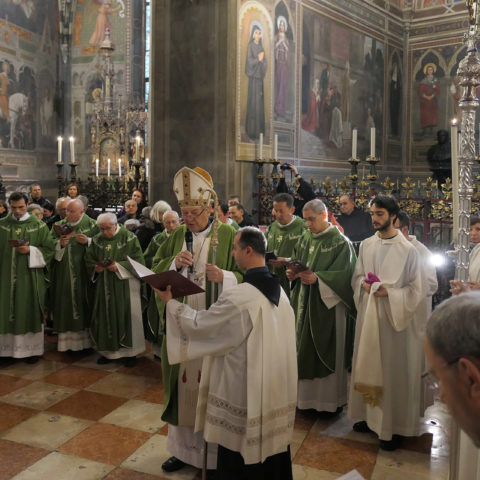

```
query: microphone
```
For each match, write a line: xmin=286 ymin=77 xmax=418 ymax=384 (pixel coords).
xmin=185 ymin=230 xmax=194 ymax=274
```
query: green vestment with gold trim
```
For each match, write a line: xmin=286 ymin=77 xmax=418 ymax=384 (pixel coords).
xmin=85 ymin=226 xmax=145 ymax=351
xmin=291 ymin=227 xmax=356 ymax=380
xmin=51 ymin=215 xmax=99 ymax=333
xmin=152 ymin=222 xmax=242 ymax=425
xmin=0 ymin=213 xmax=55 ymax=334
xmin=266 ymin=216 xmax=305 ymax=296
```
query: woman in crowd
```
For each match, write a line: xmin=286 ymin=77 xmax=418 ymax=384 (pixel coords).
xmin=0 ymin=199 xmax=7 ymax=218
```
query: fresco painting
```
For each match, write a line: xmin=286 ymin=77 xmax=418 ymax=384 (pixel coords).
xmin=0 ymin=59 xmax=37 ymax=150
xmin=412 ymin=45 xmax=466 ymax=142
xmin=78 ymin=0 xmax=126 ymax=48
xmin=239 ymin=2 xmax=273 ymax=146
xmin=0 ymin=0 xmax=57 ymax=151
xmin=273 ymin=1 xmax=295 ymax=124
xmin=300 ymin=9 xmax=384 ymax=160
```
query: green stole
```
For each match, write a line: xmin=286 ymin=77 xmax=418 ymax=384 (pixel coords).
xmin=266 ymin=216 xmax=305 ymax=296
xmin=291 ymin=227 xmax=356 ymax=380
xmin=85 ymin=226 xmax=145 ymax=351
xmin=152 ymin=222 xmax=242 ymax=425
xmin=0 ymin=213 xmax=55 ymax=334
xmin=50 ymin=215 xmax=99 ymax=333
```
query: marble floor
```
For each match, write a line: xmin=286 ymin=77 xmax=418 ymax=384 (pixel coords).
xmin=0 ymin=339 xmax=450 ymax=480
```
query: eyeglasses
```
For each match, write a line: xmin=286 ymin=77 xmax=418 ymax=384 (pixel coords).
xmin=422 ymin=357 xmax=461 ymax=390
xmin=181 ymin=209 xmax=206 ymax=219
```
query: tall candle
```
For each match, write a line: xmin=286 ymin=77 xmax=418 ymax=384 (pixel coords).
xmin=451 ymin=120 xmax=459 ymax=242
xmin=146 ymin=157 xmax=149 ymax=178
xmin=118 ymin=158 xmax=122 ymax=177
xmin=352 ymin=129 xmax=357 ymax=158
xmin=107 ymin=158 xmax=111 ymax=177
xmin=259 ymin=133 xmax=263 ymax=159
xmin=57 ymin=137 xmax=62 ymax=164
xmin=136 ymin=136 xmax=140 ymax=162
xmin=370 ymin=128 xmax=375 ymax=158
xmin=69 ymin=136 xmax=75 ymax=164
xmin=273 ymin=134 xmax=278 ymax=160
xmin=95 ymin=158 xmax=99 ymax=177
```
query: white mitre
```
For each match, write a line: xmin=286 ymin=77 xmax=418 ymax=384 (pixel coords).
xmin=173 ymin=166 xmax=215 ymax=208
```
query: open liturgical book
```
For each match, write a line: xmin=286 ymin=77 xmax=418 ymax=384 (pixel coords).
xmin=126 ymin=256 xmax=205 ymax=298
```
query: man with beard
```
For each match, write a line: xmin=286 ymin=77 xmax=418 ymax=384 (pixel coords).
xmin=348 ymin=194 xmax=425 ymax=451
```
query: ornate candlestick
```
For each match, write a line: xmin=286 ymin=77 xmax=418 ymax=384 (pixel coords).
xmin=453 ymin=0 xmax=480 ymax=282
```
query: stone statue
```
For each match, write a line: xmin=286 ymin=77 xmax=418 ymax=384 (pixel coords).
xmin=427 ymin=129 xmax=452 ymax=185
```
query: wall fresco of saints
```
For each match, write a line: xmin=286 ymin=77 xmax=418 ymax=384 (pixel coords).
xmin=0 ymin=0 xmax=57 ymax=151
xmin=300 ymin=9 xmax=384 ymax=161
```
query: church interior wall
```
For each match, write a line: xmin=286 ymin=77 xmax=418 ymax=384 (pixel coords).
xmin=0 ymin=1 xmax=59 ymax=197
xmin=0 ymin=0 xmax=474 ymax=210
xmin=70 ymin=0 xmax=145 ymax=181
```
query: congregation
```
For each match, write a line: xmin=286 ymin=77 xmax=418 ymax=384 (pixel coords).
xmin=1 ymin=165 xmax=480 ymax=479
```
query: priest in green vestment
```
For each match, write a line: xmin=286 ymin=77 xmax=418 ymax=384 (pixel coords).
xmin=266 ymin=192 xmax=305 ymax=296
xmin=153 ymin=166 xmax=242 ymax=474
xmin=51 ymin=198 xmax=99 ymax=351
xmin=288 ymin=198 xmax=356 ymax=414
xmin=143 ymin=210 xmax=180 ymax=349
xmin=0 ymin=192 xmax=55 ymax=363
xmin=85 ymin=212 xmax=146 ymax=367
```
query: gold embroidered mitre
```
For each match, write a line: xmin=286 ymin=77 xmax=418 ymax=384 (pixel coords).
xmin=173 ymin=167 xmax=215 ymax=208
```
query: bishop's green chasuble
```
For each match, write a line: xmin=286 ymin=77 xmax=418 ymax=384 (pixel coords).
xmin=291 ymin=227 xmax=356 ymax=380
xmin=152 ymin=222 xmax=242 ymax=425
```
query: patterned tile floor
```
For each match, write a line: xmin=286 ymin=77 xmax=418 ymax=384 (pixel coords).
xmin=0 ymin=339 xmax=450 ymax=480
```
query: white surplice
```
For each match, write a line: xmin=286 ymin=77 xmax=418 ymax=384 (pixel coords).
xmin=469 ymin=242 xmax=480 ymax=282
xmin=348 ymin=232 xmax=425 ymax=441
xmin=166 ymin=282 xmax=297 ymax=464
xmin=166 ymin=224 xmax=237 ymax=469
xmin=410 ymin=236 xmax=438 ymax=413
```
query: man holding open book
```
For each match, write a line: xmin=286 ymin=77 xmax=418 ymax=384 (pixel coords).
xmin=0 ymin=191 xmax=55 ymax=363
xmin=152 ymin=166 xmax=242 ymax=475
xmin=287 ymin=198 xmax=356 ymax=416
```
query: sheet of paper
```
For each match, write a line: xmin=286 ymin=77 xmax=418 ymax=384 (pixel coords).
xmin=127 ymin=255 xmax=155 ymax=278
xmin=335 ymin=470 xmax=365 ymax=480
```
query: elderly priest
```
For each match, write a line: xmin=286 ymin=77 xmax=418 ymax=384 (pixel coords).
xmin=0 ymin=191 xmax=55 ymax=363
xmin=51 ymin=198 xmax=99 ymax=351
xmin=85 ymin=212 xmax=146 ymax=367
xmin=153 ymin=166 xmax=242 ymax=473
xmin=287 ymin=199 xmax=356 ymax=415
xmin=155 ymin=227 xmax=297 ymax=480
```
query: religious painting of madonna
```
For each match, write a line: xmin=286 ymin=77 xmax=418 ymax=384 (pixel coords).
xmin=300 ymin=8 xmax=384 ymax=162
xmin=237 ymin=2 xmax=273 ymax=157
xmin=273 ymin=1 xmax=296 ymax=124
